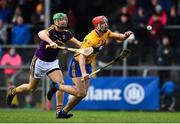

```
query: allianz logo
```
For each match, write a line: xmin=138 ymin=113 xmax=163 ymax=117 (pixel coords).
xmin=124 ymin=83 xmax=145 ymax=104
xmin=68 ymin=86 xmax=122 ymax=101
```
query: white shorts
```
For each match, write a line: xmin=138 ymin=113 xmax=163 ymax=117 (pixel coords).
xmin=30 ymin=57 xmax=60 ymax=78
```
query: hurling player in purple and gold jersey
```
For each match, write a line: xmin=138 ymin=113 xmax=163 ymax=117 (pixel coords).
xmin=7 ymin=13 xmax=81 ymax=118
xmin=47 ymin=15 xmax=133 ymax=117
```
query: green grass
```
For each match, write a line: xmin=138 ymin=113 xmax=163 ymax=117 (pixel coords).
xmin=0 ymin=109 xmax=180 ymax=123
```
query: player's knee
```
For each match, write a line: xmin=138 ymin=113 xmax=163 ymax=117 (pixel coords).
xmin=76 ymin=91 xmax=87 ymax=98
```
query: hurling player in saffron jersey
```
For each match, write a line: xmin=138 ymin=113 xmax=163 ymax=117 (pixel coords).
xmin=7 ymin=13 xmax=82 ymax=118
xmin=46 ymin=15 xmax=133 ymax=117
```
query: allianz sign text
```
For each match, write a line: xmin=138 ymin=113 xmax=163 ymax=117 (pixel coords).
xmin=68 ymin=86 xmax=121 ymax=101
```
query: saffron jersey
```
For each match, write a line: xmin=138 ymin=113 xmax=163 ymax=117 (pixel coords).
xmin=74 ymin=29 xmax=113 ymax=64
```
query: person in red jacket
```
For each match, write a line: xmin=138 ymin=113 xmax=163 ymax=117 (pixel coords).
xmin=148 ymin=4 xmax=167 ymax=40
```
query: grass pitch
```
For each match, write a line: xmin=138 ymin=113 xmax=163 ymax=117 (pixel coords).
xmin=0 ymin=109 xmax=180 ymax=123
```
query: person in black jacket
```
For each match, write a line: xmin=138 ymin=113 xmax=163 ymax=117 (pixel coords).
xmin=155 ymin=36 xmax=173 ymax=86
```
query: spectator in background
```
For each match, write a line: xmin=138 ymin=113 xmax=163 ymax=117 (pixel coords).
xmin=31 ymin=3 xmax=44 ymax=30
xmin=127 ymin=0 xmax=137 ymax=17
xmin=0 ymin=47 xmax=22 ymax=107
xmin=132 ymin=7 xmax=147 ymax=30
xmin=0 ymin=0 xmax=11 ymax=23
xmin=18 ymin=0 xmax=37 ymax=23
xmin=160 ymin=81 xmax=179 ymax=111
xmin=155 ymin=36 xmax=173 ymax=86
xmin=11 ymin=15 xmax=31 ymax=45
xmin=132 ymin=7 xmax=148 ymax=63
xmin=0 ymin=19 xmax=7 ymax=44
xmin=114 ymin=6 xmax=131 ymax=33
xmin=168 ymin=6 xmax=178 ymax=25
xmin=1 ymin=47 xmax=22 ymax=84
xmin=12 ymin=6 xmax=23 ymax=24
xmin=148 ymin=4 xmax=167 ymax=60
xmin=148 ymin=4 xmax=167 ymax=43
xmin=31 ymin=3 xmax=44 ymax=44
xmin=167 ymin=6 xmax=179 ymax=53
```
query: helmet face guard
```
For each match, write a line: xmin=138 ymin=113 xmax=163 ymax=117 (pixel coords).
xmin=92 ymin=16 xmax=109 ymax=33
xmin=53 ymin=13 xmax=68 ymax=29
xmin=97 ymin=18 xmax=109 ymax=33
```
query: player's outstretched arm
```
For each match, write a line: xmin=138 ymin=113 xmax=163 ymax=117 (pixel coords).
xmin=69 ymin=37 xmax=82 ymax=48
xmin=111 ymin=31 xmax=133 ymax=43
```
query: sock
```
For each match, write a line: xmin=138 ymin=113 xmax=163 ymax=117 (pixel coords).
xmin=54 ymin=82 xmax=60 ymax=90
xmin=56 ymin=105 xmax=62 ymax=113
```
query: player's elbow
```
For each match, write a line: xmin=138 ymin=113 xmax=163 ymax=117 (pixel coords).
xmin=38 ymin=30 xmax=44 ymax=37
xmin=38 ymin=30 xmax=46 ymax=39
xmin=38 ymin=31 xmax=43 ymax=39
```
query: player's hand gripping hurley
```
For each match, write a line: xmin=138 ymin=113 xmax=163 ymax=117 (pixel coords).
xmin=46 ymin=45 xmax=94 ymax=56
xmin=81 ymin=49 xmax=131 ymax=81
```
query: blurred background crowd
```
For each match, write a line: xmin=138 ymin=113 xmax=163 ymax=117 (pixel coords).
xmin=0 ymin=0 xmax=180 ymax=111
